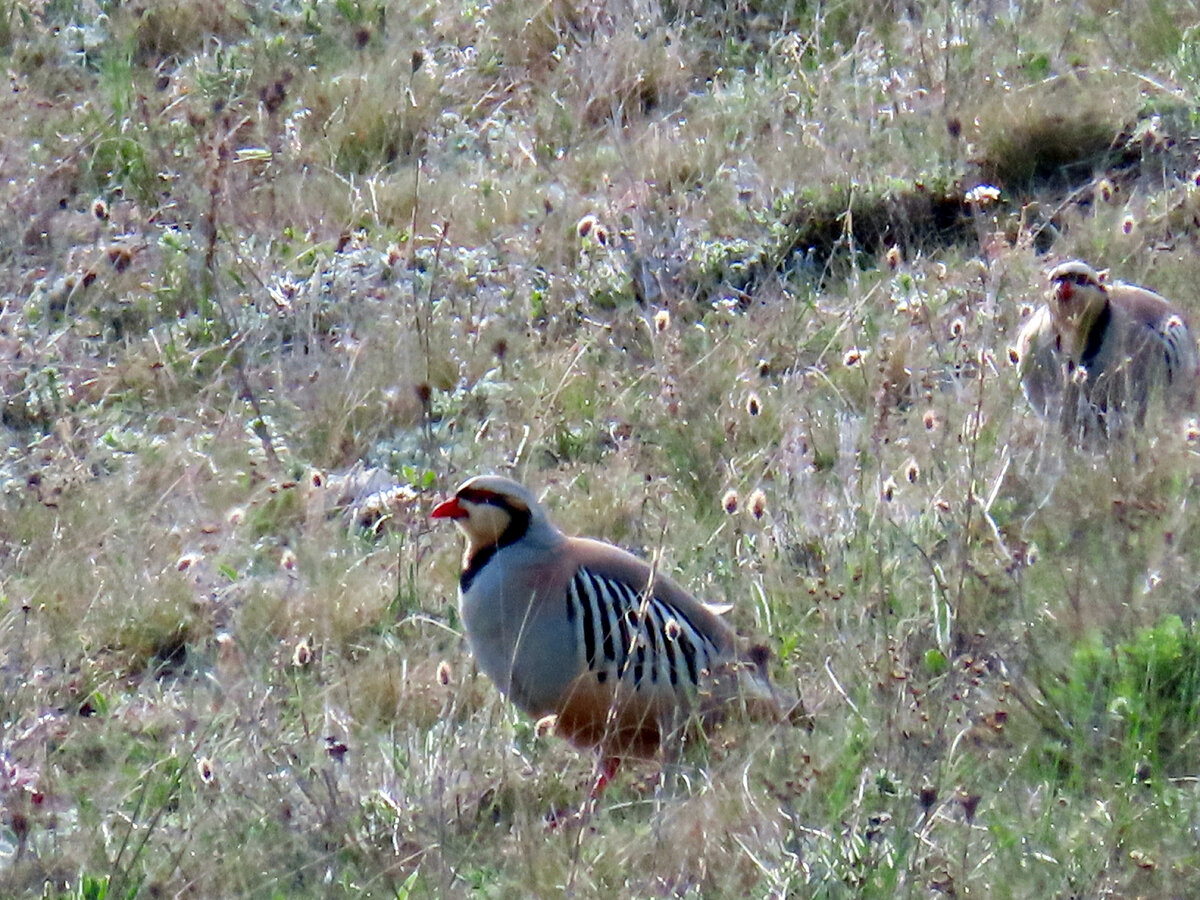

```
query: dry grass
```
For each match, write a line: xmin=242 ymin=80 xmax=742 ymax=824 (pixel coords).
xmin=5 ymin=1 xmax=1200 ymax=897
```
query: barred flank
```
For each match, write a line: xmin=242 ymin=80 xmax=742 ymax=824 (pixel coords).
xmin=566 ymin=568 xmax=721 ymax=692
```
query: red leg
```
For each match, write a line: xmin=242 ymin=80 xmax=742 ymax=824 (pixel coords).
xmin=546 ymin=757 xmax=622 ymax=830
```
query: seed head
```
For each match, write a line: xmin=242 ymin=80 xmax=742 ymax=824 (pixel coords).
xmin=721 ymin=489 xmax=739 ymax=514
xmin=1121 ymin=215 xmax=1136 ymax=235
xmin=293 ymin=637 xmax=313 ymax=668
xmin=1007 ymin=346 xmax=1021 ymax=365
xmin=534 ymin=714 xmax=558 ymax=738
xmin=885 ymin=246 xmax=902 ymax=269
xmin=957 ymin=790 xmax=982 ymax=823
xmin=923 ymin=410 xmax=940 ymax=431
xmin=436 ymin=660 xmax=453 ymax=686
xmin=843 ymin=347 xmax=864 ymax=367
xmin=197 ymin=756 xmax=216 ymax=785
xmin=107 ymin=245 xmax=134 ymax=271
xmin=950 ymin=317 xmax=965 ymax=338
xmin=653 ymin=309 xmax=671 ymax=333
xmin=176 ymin=551 xmax=203 ymax=572
xmin=577 ymin=214 xmax=608 ymax=244
xmin=918 ymin=784 xmax=938 ymax=812
xmin=92 ymin=198 xmax=108 ymax=220
xmin=881 ymin=477 xmax=896 ymax=503
xmin=745 ymin=391 xmax=762 ymax=416
xmin=905 ymin=460 xmax=920 ymax=484
xmin=279 ymin=548 xmax=297 ymax=571
xmin=748 ymin=488 xmax=768 ymax=520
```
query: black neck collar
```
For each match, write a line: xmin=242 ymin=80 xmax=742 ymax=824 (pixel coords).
xmin=1079 ymin=301 xmax=1111 ymax=367
xmin=460 ymin=505 xmax=532 ymax=592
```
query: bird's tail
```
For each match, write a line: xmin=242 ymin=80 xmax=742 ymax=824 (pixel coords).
xmin=704 ymin=644 xmax=808 ymax=726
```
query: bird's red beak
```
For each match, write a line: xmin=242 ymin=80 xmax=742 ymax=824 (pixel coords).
xmin=431 ymin=497 xmax=468 ymax=519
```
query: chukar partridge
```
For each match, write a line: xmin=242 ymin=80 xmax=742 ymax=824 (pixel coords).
xmin=432 ymin=474 xmax=779 ymax=789
xmin=1017 ymin=260 xmax=1198 ymax=438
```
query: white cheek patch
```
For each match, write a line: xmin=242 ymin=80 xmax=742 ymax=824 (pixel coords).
xmin=464 ymin=502 xmax=511 ymax=546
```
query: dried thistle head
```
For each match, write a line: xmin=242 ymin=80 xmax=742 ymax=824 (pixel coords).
xmin=176 ymin=551 xmax=203 ymax=572
xmin=721 ymin=490 xmax=739 ymax=514
xmin=957 ymin=790 xmax=982 ymax=823
xmin=292 ymin=637 xmax=313 ymax=668
xmin=197 ymin=756 xmax=216 ymax=786
xmin=745 ymin=391 xmax=762 ymax=417
xmin=748 ymin=488 xmax=767 ymax=520
xmin=577 ymin=214 xmax=608 ymax=245
xmin=918 ymin=784 xmax=938 ymax=812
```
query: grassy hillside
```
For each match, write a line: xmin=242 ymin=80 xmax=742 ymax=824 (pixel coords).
xmin=4 ymin=0 xmax=1200 ymax=896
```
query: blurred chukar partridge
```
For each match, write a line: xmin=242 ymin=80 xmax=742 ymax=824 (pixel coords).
xmin=432 ymin=474 xmax=780 ymax=792
xmin=1017 ymin=260 xmax=1198 ymax=438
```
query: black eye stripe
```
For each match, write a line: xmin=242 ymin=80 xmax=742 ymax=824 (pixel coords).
xmin=458 ymin=488 xmax=503 ymax=506
xmin=457 ymin=487 xmax=532 ymax=517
